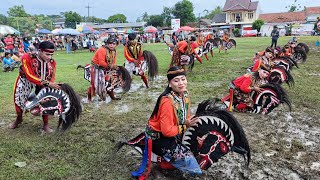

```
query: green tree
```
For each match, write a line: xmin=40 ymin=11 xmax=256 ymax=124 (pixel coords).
xmin=147 ymin=15 xmax=164 ymax=27
xmin=107 ymin=14 xmax=127 ymax=23
xmin=8 ymin=17 xmax=36 ymax=34
xmin=7 ymin=5 xmax=30 ymax=17
xmin=285 ymin=0 xmax=302 ymax=12
xmin=64 ymin=11 xmax=82 ymax=28
xmin=47 ymin=14 xmax=62 ymax=20
xmin=205 ymin=6 xmax=222 ymax=19
xmin=34 ymin=15 xmax=53 ymax=30
xmin=171 ymin=0 xmax=196 ymax=26
xmin=141 ymin=12 xmax=149 ymax=22
xmin=86 ymin=16 xmax=107 ymax=23
xmin=0 ymin=14 xmax=8 ymax=25
xmin=252 ymin=19 xmax=264 ymax=32
xmin=161 ymin=7 xmax=172 ymax=27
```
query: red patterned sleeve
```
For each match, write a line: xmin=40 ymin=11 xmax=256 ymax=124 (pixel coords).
xmin=21 ymin=55 xmax=42 ymax=85
xmin=124 ymin=46 xmax=135 ymax=62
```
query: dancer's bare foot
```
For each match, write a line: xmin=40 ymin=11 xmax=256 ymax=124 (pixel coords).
xmin=8 ymin=121 xmax=20 ymax=129
xmin=42 ymin=125 xmax=54 ymax=133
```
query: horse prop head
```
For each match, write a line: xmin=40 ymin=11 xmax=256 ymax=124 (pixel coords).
xmin=181 ymin=98 xmax=251 ymax=170
xmin=251 ymin=83 xmax=291 ymax=114
xmin=268 ymin=66 xmax=294 ymax=87
xmin=24 ymin=84 xmax=82 ymax=131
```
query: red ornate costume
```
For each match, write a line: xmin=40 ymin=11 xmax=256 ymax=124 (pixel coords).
xmin=124 ymin=41 xmax=144 ymax=63
xmin=12 ymin=53 xmax=56 ymax=131
xmin=170 ymin=41 xmax=203 ymax=70
xmin=90 ymin=45 xmax=119 ymax=101
xmin=124 ymin=39 xmax=149 ymax=88
xmin=232 ymin=74 xmax=253 ymax=93
xmin=92 ymin=46 xmax=117 ymax=68
xmin=223 ymin=72 xmax=268 ymax=112
xmin=148 ymin=95 xmax=191 ymax=137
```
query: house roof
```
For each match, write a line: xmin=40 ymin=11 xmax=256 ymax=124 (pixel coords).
xmin=259 ymin=12 xmax=306 ymax=23
xmin=200 ymin=19 xmax=213 ymax=25
xmin=223 ymin=0 xmax=258 ymax=11
xmin=305 ymin=6 xmax=320 ymax=15
xmin=213 ymin=13 xmax=226 ymax=23
xmin=91 ymin=22 xmax=147 ymax=29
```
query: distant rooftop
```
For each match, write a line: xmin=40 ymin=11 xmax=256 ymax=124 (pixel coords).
xmin=213 ymin=13 xmax=226 ymax=23
xmin=86 ymin=22 xmax=147 ymax=29
xmin=223 ymin=0 xmax=258 ymax=11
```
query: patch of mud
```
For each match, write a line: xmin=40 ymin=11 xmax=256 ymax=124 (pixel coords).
xmin=226 ymin=110 xmax=320 ymax=179
xmin=0 ymin=120 xmax=6 ymax=128
xmin=113 ymin=104 xmax=130 ymax=114
xmin=308 ymin=73 xmax=320 ymax=76
xmin=200 ymin=81 xmax=225 ymax=88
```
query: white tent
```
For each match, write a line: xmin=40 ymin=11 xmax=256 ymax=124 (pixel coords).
xmin=260 ymin=24 xmax=286 ymax=37
xmin=52 ymin=28 xmax=62 ymax=35
xmin=291 ymin=24 xmax=314 ymax=36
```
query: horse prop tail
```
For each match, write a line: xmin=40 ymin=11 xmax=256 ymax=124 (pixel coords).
xmin=117 ymin=66 xmax=132 ymax=92
xmin=297 ymin=42 xmax=309 ymax=54
xmin=58 ymin=83 xmax=82 ymax=131
xmin=76 ymin=65 xmax=85 ymax=70
xmin=213 ymin=38 xmax=223 ymax=48
xmin=283 ymin=56 xmax=299 ymax=69
xmin=115 ymin=132 xmax=146 ymax=155
xmin=294 ymin=46 xmax=307 ymax=62
xmin=143 ymin=50 xmax=158 ymax=80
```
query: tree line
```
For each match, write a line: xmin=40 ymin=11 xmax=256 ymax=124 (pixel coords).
xmin=0 ymin=0 xmax=225 ymax=34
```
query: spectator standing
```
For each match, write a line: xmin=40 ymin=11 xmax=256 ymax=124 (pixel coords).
xmin=270 ymin=25 xmax=279 ymax=48
xmin=23 ymin=37 xmax=30 ymax=52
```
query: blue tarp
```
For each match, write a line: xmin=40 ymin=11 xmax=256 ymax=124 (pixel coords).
xmin=37 ymin=29 xmax=52 ymax=34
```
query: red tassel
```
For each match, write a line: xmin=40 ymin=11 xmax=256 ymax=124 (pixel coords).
xmin=228 ymin=89 xmax=234 ymax=112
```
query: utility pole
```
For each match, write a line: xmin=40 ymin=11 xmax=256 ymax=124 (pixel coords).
xmin=198 ymin=13 xmax=201 ymax=29
xmin=85 ymin=3 xmax=92 ymax=22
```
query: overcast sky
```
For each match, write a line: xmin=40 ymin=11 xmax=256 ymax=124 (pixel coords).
xmin=1 ymin=0 xmax=319 ymax=22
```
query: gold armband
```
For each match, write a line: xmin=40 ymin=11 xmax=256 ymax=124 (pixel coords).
xmin=41 ymin=80 xmax=50 ymax=87
xmin=179 ymin=125 xmax=187 ymax=134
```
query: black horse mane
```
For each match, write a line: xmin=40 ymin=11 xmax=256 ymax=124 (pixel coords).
xmin=213 ymin=37 xmax=222 ymax=47
xmin=282 ymin=56 xmax=299 ymax=69
xmin=117 ymin=66 xmax=132 ymax=92
xmin=293 ymin=46 xmax=307 ymax=62
xmin=260 ymin=83 xmax=292 ymax=111
xmin=58 ymin=83 xmax=82 ymax=131
xmin=143 ymin=50 xmax=158 ymax=80
xmin=195 ymin=98 xmax=251 ymax=166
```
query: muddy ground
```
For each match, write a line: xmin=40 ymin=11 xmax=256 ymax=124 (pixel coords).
xmin=88 ymin=74 xmax=320 ymax=180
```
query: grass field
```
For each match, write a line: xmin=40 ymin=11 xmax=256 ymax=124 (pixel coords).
xmin=0 ymin=36 xmax=319 ymax=179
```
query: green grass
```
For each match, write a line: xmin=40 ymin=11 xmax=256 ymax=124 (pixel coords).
xmin=0 ymin=36 xmax=319 ymax=179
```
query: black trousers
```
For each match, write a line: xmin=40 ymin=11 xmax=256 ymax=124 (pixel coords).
xmin=271 ymin=39 xmax=277 ymax=48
